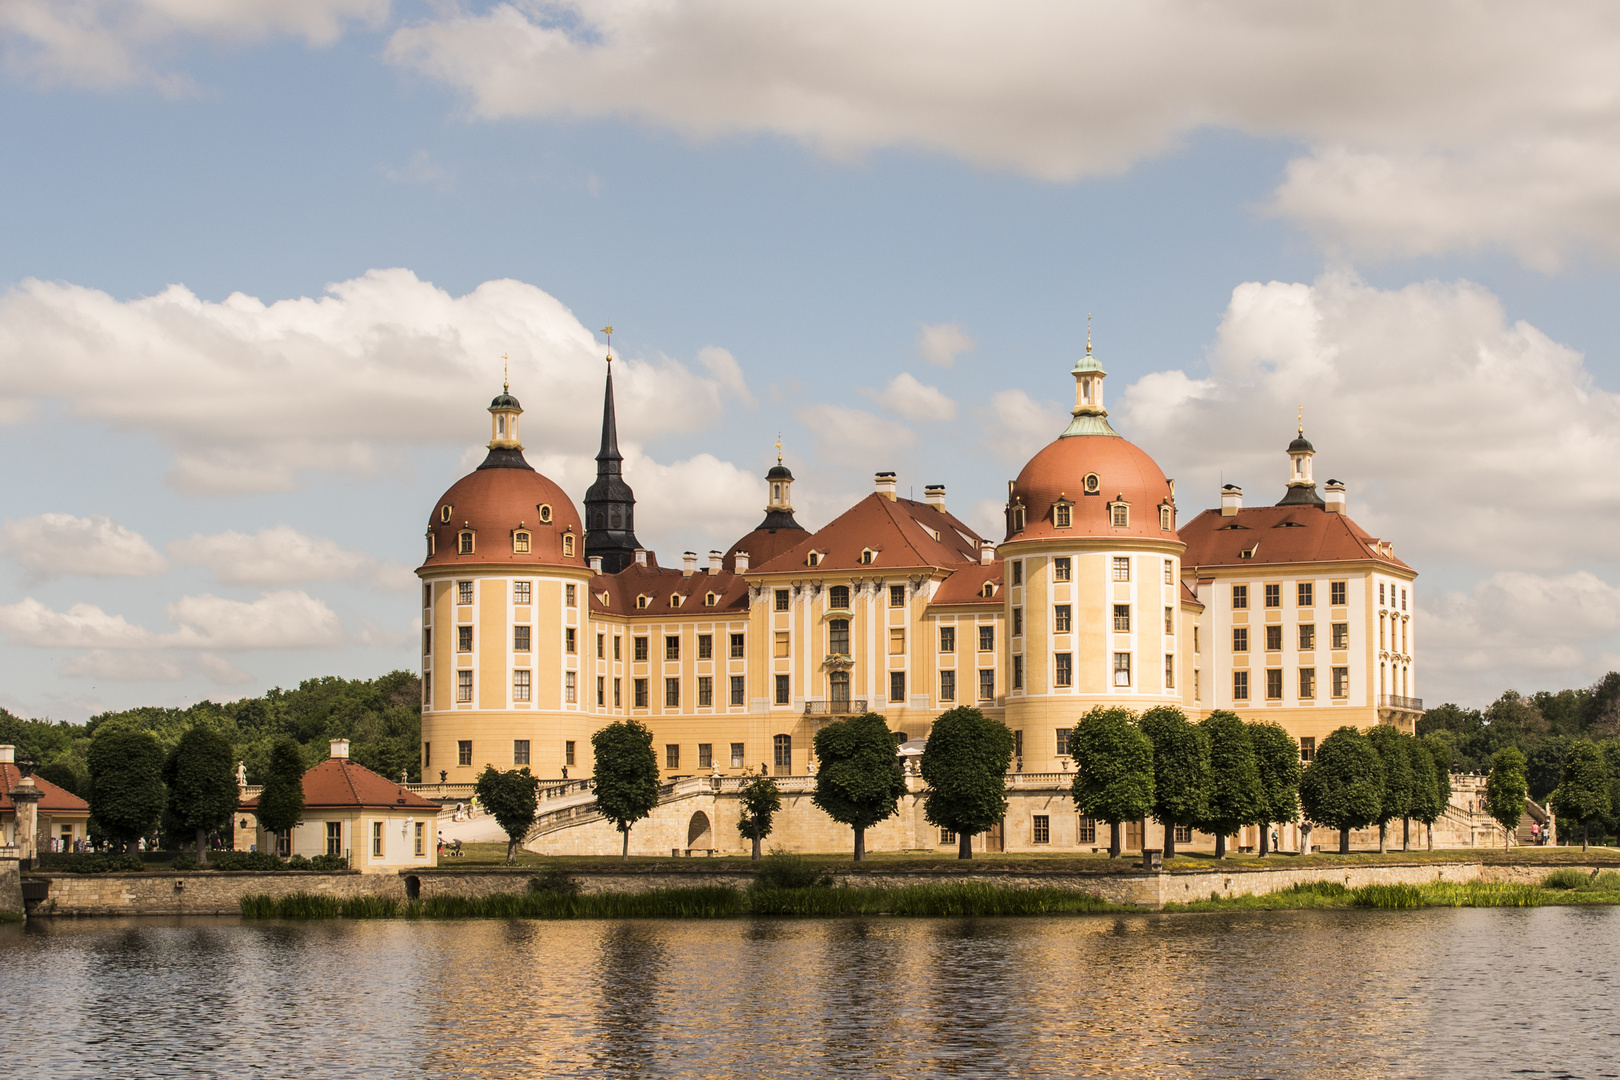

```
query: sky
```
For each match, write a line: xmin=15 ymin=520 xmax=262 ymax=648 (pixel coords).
xmin=2 ymin=1 xmax=1620 ymax=720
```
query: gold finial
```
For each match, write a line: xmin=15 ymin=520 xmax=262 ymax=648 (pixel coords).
xmin=1298 ymin=405 xmax=1304 ymax=435
xmin=775 ymin=432 xmax=783 ymax=465
xmin=1086 ymin=313 xmax=1092 ymax=355
xmin=601 ymin=326 xmax=614 ymax=365
xmin=502 ymin=353 xmax=509 ymax=392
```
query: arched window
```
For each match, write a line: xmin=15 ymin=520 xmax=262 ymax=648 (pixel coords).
xmin=773 ymin=733 xmax=792 ymax=774
xmin=610 ymin=509 xmax=623 ymax=529
xmin=594 ymin=512 xmax=605 ymax=529
xmin=513 ymin=531 xmax=531 ymax=554
xmin=829 ymin=671 xmax=850 ymax=708
xmin=807 ymin=551 xmax=820 ymax=566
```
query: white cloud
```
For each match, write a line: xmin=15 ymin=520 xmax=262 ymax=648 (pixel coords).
xmin=163 ymin=590 xmax=345 ymax=650
xmin=698 ymin=346 xmax=756 ymax=408
xmin=917 ymin=323 xmax=974 ymax=368
xmin=866 ymin=372 xmax=956 ymax=423
xmin=168 ymin=525 xmax=414 ymax=589
xmin=0 ymin=598 xmax=158 ymax=649
xmin=621 ymin=451 xmax=762 ymax=555
xmin=385 ymin=2 xmax=1620 ymax=268
xmin=0 ymin=0 xmax=387 ymax=92
xmin=794 ymin=405 xmax=916 ymax=470
xmin=59 ymin=650 xmax=184 ymax=681
xmin=0 ymin=513 xmax=166 ymax=579
xmin=381 ymin=148 xmax=453 ymax=188
xmin=192 ymin=652 xmax=255 ymax=685
xmin=977 ymin=388 xmax=1065 ymax=467
xmin=0 ymin=269 xmax=748 ymax=495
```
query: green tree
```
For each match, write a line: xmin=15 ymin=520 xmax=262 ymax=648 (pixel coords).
xmin=1247 ymin=720 xmax=1301 ymax=857
xmin=591 ymin=719 xmax=661 ymax=859
xmin=736 ymin=774 xmax=782 ymax=860
xmin=164 ymin=725 xmax=239 ymax=864
xmin=1196 ymin=711 xmax=1262 ymax=859
xmin=475 ymin=766 xmax=542 ymax=863
xmin=86 ymin=725 xmax=166 ymax=853
xmin=1406 ymin=739 xmax=1448 ymax=851
xmin=1299 ymin=726 xmax=1384 ymax=854
xmin=1550 ymin=740 xmax=1610 ymax=851
xmin=1366 ymin=725 xmax=1414 ymax=854
xmin=256 ymin=735 xmax=307 ymax=846
xmin=1138 ymin=706 xmax=1210 ymax=859
xmin=812 ymin=712 xmax=907 ymax=862
xmin=1069 ymin=706 xmax=1154 ymax=859
xmin=1484 ymin=745 xmax=1528 ymax=851
xmin=920 ymin=707 xmax=1015 ymax=859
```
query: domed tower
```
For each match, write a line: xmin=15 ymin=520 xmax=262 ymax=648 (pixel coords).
xmin=723 ymin=442 xmax=808 ymax=571
xmin=1276 ymin=415 xmax=1325 ymax=507
xmin=998 ymin=330 xmax=1188 ymax=769
xmin=417 ymin=380 xmax=594 ymax=783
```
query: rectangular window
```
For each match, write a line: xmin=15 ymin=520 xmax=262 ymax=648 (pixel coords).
xmin=698 ymin=676 xmax=713 ymax=707
xmin=457 ymin=671 xmax=473 ymax=702
xmin=1113 ymin=652 xmax=1132 ymax=686
xmin=1234 ymin=627 xmax=1248 ymax=652
xmin=634 ymin=678 xmax=649 ymax=707
xmin=423 ymin=583 xmax=432 ymax=608
xmin=565 ymin=583 xmax=575 ymax=607
xmin=775 ymin=674 xmax=790 ymax=705
xmin=596 ymin=634 xmax=605 ymax=658
xmin=1299 ymin=668 xmax=1317 ymax=699
xmin=414 ymin=822 xmax=424 ymax=857
xmin=1164 ymin=606 xmax=1174 ymax=634
xmin=614 ymin=678 xmax=621 ymax=707
xmin=731 ymin=743 xmax=745 ymax=768
xmin=1401 ymin=587 xmax=1408 ymax=611
xmin=1300 ymin=737 xmax=1316 ymax=762
xmin=1032 ymin=815 xmax=1050 ymax=844
xmin=458 ymin=581 xmax=473 ymax=604
xmin=1164 ymin=654 xmax=1175 ymax=689
xmin=1054 ymin=605 xmax=1072 ymax=633
xmin=514 ymin=739 xmax=530 ymax=765
xmin=1332 ymin=666 xmax=1350 ymax=698
xmin=774 ymin=735 xmax=793 ymax=770
xmin=514 ymin=581 xmax=531 ymax=604
xmin=665 ymin=678 xmax=680 ymax=707
xmin=1055 ymin=502 xmax=1072 ymax=528
xmin=510 ymin=626 xmax=530 ymax=652
xmin=1380 ymin=615 xmax=1387 ymax=649
xmin=889 ymin=671 xmax=906 ymax=701
xmin=565 ymin=740 xmax=576 ymax=766
xmin=1013 ymin=655 xmax=1024 ymax=690
xmin=1298 ymin=582 xmax=1314 ymax=607
xmin=978 ymin=669 xmax=995 ymax=700
xmin=325 ymin=821 xmax=342 ymax=857
xmin=1266 ymin=668 xmax=1284 ymax=700
xmin=1233 ymin=671 xmax=1250 ymax=701
xmin=890 ymin=584 xmax=906 ymax=607
xmin=596 ymin=676 xmax=605 ymax=706
xmin=730 ymin=633 xmax=745 ymax=658
xmin=633 ymin=637 xmax=649 ymax=661
xmin=1164 ymin=559 xmax=1174 ymax=584
xmin=730 ymin=676 xmax=745 ymax=706
xmin=1265 ymin=625 xmax=1283 ymax=651
xmin=1011 ymin=560 xmax=1023 ymax=586
xmin=513 ymin=670 xmax=531 ymax=701
xmin=1078 ymin=816 xmax=1096 ymax=844
xmin=458 ymin=625 xmax=473 ymax=652
xmin=372 ymin=820 xmax=383 ymax=858
xmin=1232 ymin=584 xmax=1249 ymax=609
xmin=614 ymin=636 xmax=622 ymax=660
xmin=698 ymin=743 xmax=713 ymax=768
xmin=978 ymin=626 xmax=994 ymax=652
xmin=1056 ymin=728 xmax=1071 ymax=756
xmin=666 ymin=745 xmax=680 ymax=769
xmin=565 ymin=671 xmax=576 ymax=703
xmin=665 ymin=635 xmax=680 ymax=661
xmin=1194 ymin=626 xmax=1200 ymax=653
xmin=698 ymin=634 xmax=713 ymax=659
xmin=1264 ymin=583 xmax=1281 ymax=608
xmin=1330 ymin=580 xmax=1347 ymax=606
xmin=565 ymin=628 xmax=576 ymax=653
xmin=1112 ymin=556 xmax=1130 ymax=581
xmin=940 ymin=670 xmax=956 ymax=700
xmin=458 ymin=740 xmax=472 ymax=766
xmin=423 ymin=742 xmax=430 ymax=768
xmin=1113 ymin=604 xmax=1131 ymax=632
xmin=1013 ymin=730 xmax=1023 ymax=758
xmin=1055 ymin=653 xmax=1073 ymax=687
xmin=775 ymin=588 xmax=790 ymax=611
xmin=1380 ymin=582 xmax=1387 ymax=605
xmin=423 ymin=627 xmax=431 ymax=655
xmin=1174 ymin=824 xmax=1192 ymax=843
xmin=941 ymin=827 xmax=957 ymax=845
xmin=1299 ymin=623 xmax=1316 ymax=650
xmin=1055 ymin=557 xmax=1072 ymax=582
xmin=940 ymin=626 xmax=956 ymax=652
xmin=889 ymin=628 xmax=906 ymax=654
xmin=1194 ymin=670 xmax=1200 ymax=700
xmin=774 ymin=631 xmax=790 ymax=658
xmin=1012 ymin=608 xmax=1023 ymax=636
xmin=829 ymin=585 xmax=850 ymax=609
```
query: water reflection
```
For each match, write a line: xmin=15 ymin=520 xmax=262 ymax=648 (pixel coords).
xmin=2 ymin=908 xmax=1617 ymax=1079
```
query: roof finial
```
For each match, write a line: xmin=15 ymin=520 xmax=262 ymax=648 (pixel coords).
xmin=601 ymin=325 xmax=614 ymax=366
xmin=775 ymin=432 xmax=783 ymax=465
xmin=502 ymin=353 xmax=509 ymax=393
xmin=1086 ymin=313 xmax=1092 ymax=355
xmin=1298 ymin=404 xmax=1304 ymax=435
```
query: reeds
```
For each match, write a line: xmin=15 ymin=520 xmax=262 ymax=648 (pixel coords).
xmin=746 ymin=882 xmax=1113 ymax=917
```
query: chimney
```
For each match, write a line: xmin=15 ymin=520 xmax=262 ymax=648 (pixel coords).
xmin=330 ymin=738 xmax=350 ymax=760
xmin=924 ymin=484 xmax=947 ymax=511
xmin=682 ymin=551 xmax=698 ymax=576
xmin=1324 ymin=480 xmax=1346 ymax=514
xmin=734 ymin=551 xmax=750 ymax=572
xmin=634 ymin=549 xmax=649 ymax=567
xmin=588 ymin=555 xmax=603 ymax=574
xmin=708 ymin=550 xmax=724 ymax=575
xmin=0 ymin=745 xmax=13 ymax=764
xmin=1221 ymin=484 xmax=1243 ymax=517
xmin=874 ymin=471 xmax=898 ymax=500
xmin=979 ymin=540 xmax=995 ymax=566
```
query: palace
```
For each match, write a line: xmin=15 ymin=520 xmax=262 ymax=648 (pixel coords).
xmin=417 ymin=341 xmax=1417 ymax=854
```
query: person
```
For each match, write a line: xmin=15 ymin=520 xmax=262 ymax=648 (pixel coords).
xmin=1271 ymin=829 xmax=1280 ymax=852
xmin=561 ymin=765 xmax=568 ymax=780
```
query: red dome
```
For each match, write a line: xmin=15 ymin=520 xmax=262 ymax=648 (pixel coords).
xmin=1007 ymin=434 xmax=1179 ymax=543
xmin=421 ymin=466 xmax=585 ymax=572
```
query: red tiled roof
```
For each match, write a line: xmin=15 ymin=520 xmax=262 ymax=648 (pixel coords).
xmin=753 ymin=494 xmax=986 ymax=575
xmin=0 ymin=764 xmax=89 ymax=813
xmin=1179 ymin=505 xmax=1414 ymax=572
xmin=419 ymin=466 xmax=585 ymax=573
xmin=930 ymin=562 xmax=1004 ymax=607
xmin=723 ymin=525 xmax=809 ymax=573
xmin=1005 ymin=433 xmax=1180 ymax=544
xmin=1180 ymin=581 xmax=1204 ymax=608
xmin=588 ymin=553 xmax=751 ymax=618
xmin=240 ymin=757 xmax=439 ymax=812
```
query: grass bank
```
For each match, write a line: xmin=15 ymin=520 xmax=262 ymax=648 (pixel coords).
xmin=1161 ymin=869 xmax=1620 ymax=913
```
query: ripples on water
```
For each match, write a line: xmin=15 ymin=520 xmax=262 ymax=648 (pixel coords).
xmin=2 ymin=908 xmax=1616 ymax=1079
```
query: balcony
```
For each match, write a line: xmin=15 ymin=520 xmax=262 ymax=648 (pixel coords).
xmin=803 ymin=698 xmax=868 ymax=716
xmin=1379 ymin=694 xmax=1423 ymax=712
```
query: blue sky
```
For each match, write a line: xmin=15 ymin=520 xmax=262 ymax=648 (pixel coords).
xmin=3 ymin=2 xmax=1620 ymax=718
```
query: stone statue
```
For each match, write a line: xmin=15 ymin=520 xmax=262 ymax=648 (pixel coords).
xmin=236 ymin=761 xmax=248 ymax=788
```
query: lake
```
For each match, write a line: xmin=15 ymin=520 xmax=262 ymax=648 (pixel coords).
xmin=1 ymin=907 xmax=1615 ymax=1078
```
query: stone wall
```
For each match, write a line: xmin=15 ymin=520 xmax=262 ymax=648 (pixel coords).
xmin=25 ymin=870 xmax=403 ymax=916
xmin=1 ymin=855 xmax=20 ymax=915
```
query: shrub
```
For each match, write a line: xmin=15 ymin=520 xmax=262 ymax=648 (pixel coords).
xmin=1588 ymin=870 xmax=1620 ymax=892
xmin=528 ymin=868 xmax=581 ymax=896
xmin=1542 ymin=868 xmax=1589 ymax=891
xmin=210 ymin=851 xmax=285 ymax=872
xmin=285 ymin=854 xmax=312 ymax=870
xmin=36 ymin=852 xmax=146 ymax=874
xmin=309 ymin=854 xmax=348 ymax=873
xmin=1350 ymin=884 xmax=1422 ymax=908
xmin=750 ymin=851 xmax=832 ymax=891
xmin=168 ymin=856 xmax=198 ymax=872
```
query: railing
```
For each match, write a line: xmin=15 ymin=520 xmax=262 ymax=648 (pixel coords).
xmin=803 ymin=698 xmax=868 ymax=716
xmin=1379 ymin=695 xmax=1424 ymax=712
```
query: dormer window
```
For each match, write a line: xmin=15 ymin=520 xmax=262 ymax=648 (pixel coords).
xmin=1054 ymin=501 xmax=1073 ymax=528
xmin=636 ymin=595 xmax=650 ymax=609
xmin=1159 ymin=505 xmax=1173 ymax=531
xmin=807 ymin=551 xmax=821 ymax=567
xmin=859 ymin=548 xmax=876 ymax=565
xmin=458 ymin=531 xmax=474 ymax=555
xmin=705 ymin=592 xmax=718 ymax=607
xmin=1109 ymin=501 xmax=1129 ymax=527
xmin=562 ymin=534 xmax=575 ymax=558
xmin=670 ymin=594 xmax=684 ymax=608
xmin=1012 ymin=506 xmax=1026 ymax=531
xmin=426 ymin=533 xmax=435 ymax=557
xmin=980 ymin=582 xmax=996 ymax=598
xmin=1083 ymin=473 xmax=1101 ymax=495
xmin=513 ymin=531 xmax=531 ymax=554
xmin=538 ymin=504 xmax=552 ymax=524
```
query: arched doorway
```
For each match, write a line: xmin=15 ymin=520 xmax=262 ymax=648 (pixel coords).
xmin=687 ymin=811 xmax=713 ymax=850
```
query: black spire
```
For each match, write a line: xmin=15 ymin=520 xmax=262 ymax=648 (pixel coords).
xmin=584 ymin=362 xmax=642 ymax=573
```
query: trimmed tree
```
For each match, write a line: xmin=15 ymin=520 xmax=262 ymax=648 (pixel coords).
xmin=256 ymin=735 xmax=307 ymax=850
xmin=1406 ymin=739 xmax=1448 ymax=851
xmin=1196 ymin=711 xmax=1263 ymax=859
xmin=1069 ymin=706 xmax=1154 ymax=859
xmin=1551 ymin=740 xmax=1610 ymax=851
xmin=475 ymin=766 xmax=542 ymax=863
xmin=920 ymin=707 xmax=1015 ymax=860
xmin=1485 ymin=746 xmax=1529 ymax=851
xmin=1299 ymin=726 xmax=1384 ymax=854
xmin=591 ymin=719 xmax=661 ymax=859
xmin=86 ymin=725 xmax=166 ymax=854
xmin=1139 ymin=706 xmax=1210 ymax=860
xmin=813 ymin=712 xmax=907 ymax=862
xmin=164 ymin=725 xmax=239 ymax=864
xmin=736 ymin=774 xmax=782 ymax=860
xmin=1247 ymin=720 xmax=1301 ymax=857
xmin=1366 ymin=725 xmax=1414 ymax=854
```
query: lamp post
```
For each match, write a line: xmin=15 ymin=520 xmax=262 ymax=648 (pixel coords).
xmin=9 ymin=751 xmax=43 ymax=870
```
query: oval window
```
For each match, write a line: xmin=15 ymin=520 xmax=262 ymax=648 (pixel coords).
xmin=1083 ymin=473 xmax=1101 ymax=495
xmin=440 ymin=505 xmax=452 ymax=523
xmin=538 ymin=503 xmax=553 ymax=524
